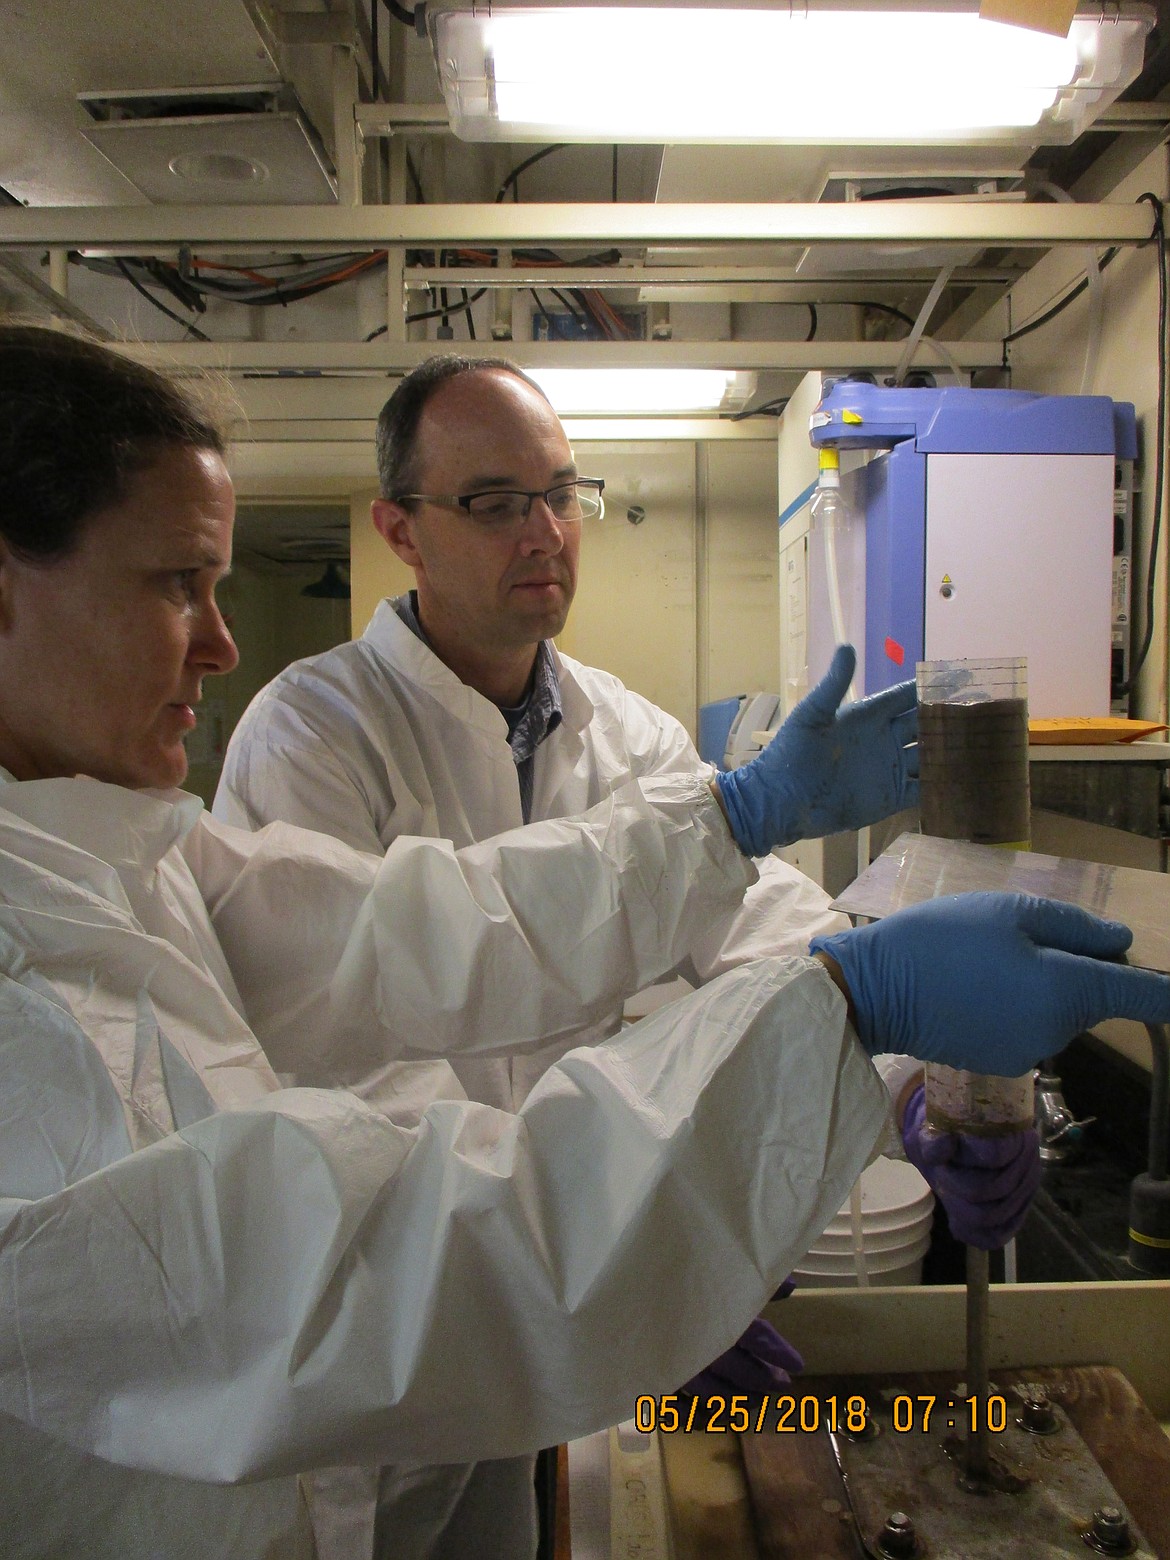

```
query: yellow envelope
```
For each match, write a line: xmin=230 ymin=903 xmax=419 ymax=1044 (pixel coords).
xmin=1028 ymin=717 xmax=1169 ymax=745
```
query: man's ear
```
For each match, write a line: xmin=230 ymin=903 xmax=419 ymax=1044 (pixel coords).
xmin=371 ymin=499 xmax=422 ymax=568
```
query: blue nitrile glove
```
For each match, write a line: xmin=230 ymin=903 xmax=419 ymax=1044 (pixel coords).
xmin=901 ymin=1084 xmax=1042 ymax=1250
xmin=678 ymin=1317 xmax=804 ymax=1401
xmin=715 ymin=644 xmax=917 ymax=857
xmin=811 ymin=891 xmax=1170 ymax=1076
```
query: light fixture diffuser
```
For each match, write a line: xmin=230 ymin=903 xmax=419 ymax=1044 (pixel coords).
xmin=424 ymin=1 xmax=1153 ymax=145
xmin=526 ymin=368 xmax=756 ymax=413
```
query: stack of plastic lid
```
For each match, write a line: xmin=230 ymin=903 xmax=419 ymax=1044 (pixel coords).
xmin=793 ymin=1157 xmax=934 ymax=1288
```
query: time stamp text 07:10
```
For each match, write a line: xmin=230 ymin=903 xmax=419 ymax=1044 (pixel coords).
xmin=633 ymin=1393 xmax=1011 ymax=1436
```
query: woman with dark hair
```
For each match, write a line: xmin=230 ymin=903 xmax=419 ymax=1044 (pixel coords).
xmin=0 ymin=325 xmax=1164 ymax=1559
xmin=0 ymin=325 xmax=236 ymax=788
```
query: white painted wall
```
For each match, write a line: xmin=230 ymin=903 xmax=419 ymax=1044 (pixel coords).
xmin=556 ymin=443 xmax=699 ymax=728
xmin=700 ymin=441 xmax=782 ymax=709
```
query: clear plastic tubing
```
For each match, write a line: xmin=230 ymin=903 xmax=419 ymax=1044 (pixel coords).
xmin=810 ymin=447 xmax=858 ymax=703
xmin=848 ymin=1177 xmax=870 ymax=1288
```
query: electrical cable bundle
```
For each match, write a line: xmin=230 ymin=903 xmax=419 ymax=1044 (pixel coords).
xmin=1115 ymin=193 xmax=1166 ymax=700
xmin=80 ymin=250 xmax=389 ymax=339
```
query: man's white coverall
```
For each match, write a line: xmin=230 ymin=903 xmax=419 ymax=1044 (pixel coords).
xmin=217 ymin=599 xmax=850 ymax=1113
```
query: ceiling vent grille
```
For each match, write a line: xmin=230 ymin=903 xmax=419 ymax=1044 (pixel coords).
xmin=78 ymin=84 xmax=336 ymax=204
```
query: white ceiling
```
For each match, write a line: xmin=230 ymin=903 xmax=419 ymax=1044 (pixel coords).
xmin=6 ymin=1 xmax=1157 ymax=209
xmin=0 ymin=0 xmax=282 ymax=206
xmin=3 ymin=0 xmax=1168 ymax=552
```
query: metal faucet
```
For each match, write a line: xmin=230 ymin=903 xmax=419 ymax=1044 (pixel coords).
xmin=1034 ymin=1069 xmax=1095 ymax=1163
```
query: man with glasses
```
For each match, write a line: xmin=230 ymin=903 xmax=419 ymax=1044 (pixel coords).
xmin=218 ymin=356 xmax=850 ymax=1067
xmin=212 ymin=357 xmax=1025 ymax=1560
xmin=218 ymin=356 xmax=865 ymax=1559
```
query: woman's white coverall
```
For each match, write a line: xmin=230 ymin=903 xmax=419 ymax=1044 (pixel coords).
xmin=0 ymin=772 xmax=890 ymax=1559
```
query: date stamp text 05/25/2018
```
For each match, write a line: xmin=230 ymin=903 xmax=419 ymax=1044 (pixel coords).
xmin=632 ymin=1392 xmax=1010 ymax=1436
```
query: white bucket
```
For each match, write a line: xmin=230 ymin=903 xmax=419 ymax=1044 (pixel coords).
xmin=793 ymin=1157 xmax=934 ymax=1289
xmin=795 ymin=1228 xmax=932 ymax=1278
xmin=826 ymin=1157 xmax=932 ymax=1220
xmin=808 ymin=1211 xmax=933 ymax=1255
xmin=792 ymin=1253 xmax=927 ymax=1288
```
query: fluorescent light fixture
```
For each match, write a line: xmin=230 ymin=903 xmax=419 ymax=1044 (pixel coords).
xmin=424 ymin=2 xmax=1153 ymax=144
xmin=526 ymin=368 xmax=756 ymax=413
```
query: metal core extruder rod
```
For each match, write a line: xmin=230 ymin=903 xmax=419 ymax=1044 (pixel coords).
xmin=965 ymin=1245 xmax=992 ymax=1485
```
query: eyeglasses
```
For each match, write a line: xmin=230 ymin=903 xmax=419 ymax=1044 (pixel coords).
xmin=396 ymin=479 xmax=605 ymax=528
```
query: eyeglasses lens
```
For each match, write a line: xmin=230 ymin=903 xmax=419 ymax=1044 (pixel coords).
xmin=465 ymin=483 xmax=600 ymax=525
xmin=466 ymin=493 xmax=529 ymax=524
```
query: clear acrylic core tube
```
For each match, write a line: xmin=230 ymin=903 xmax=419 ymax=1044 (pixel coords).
xmin=917 ymin=657 xmax=1034 ymax=1131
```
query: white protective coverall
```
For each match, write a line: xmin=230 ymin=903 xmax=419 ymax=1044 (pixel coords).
xmin=0 ymin=771 xmax=893 ymax=1560
xmin=214 ymin=599 xmax=898 ymax=1559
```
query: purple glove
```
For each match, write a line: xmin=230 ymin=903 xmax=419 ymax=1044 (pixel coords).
xmin=901 ymin=1084 xmax=1042 ymax=1250
xmin=678 ymin=1317 xmax=804 ymax=1400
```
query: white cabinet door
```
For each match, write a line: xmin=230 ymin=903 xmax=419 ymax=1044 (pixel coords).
xmin=923 ymin=452 xmax=1113 ymax=718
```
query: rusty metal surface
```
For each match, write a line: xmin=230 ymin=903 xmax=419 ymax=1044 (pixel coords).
xmin=833 ymin=1381 xmax=1155 ymax=1559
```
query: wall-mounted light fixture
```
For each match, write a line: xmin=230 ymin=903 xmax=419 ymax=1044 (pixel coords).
xmin=421 ymin=1 xmax=1153 ymax=145
xmin=527 ymin=367 xmax=756 ymax=413
xmin=301 ymin=560 xmax=351 ymax=599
